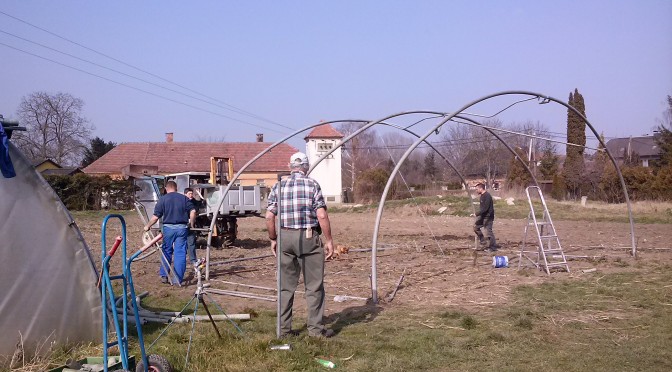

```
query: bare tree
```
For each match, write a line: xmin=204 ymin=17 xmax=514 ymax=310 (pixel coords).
xmin=14 ymin=92 xmax=93 ymax=165
xmin=507 ymin=120 xmax=552 ymax=178
xmin=339 ymin=122 xmax=385 ymax=193
xmin=193 ymin=135 xmax=227 ymax=142
xmin=439 ymin=119 xmax=509 ymax=187
xmin=378 ymin=131 xmax=426 ymax=187
xmin=507 ymin=120 xmax=551 ymax=156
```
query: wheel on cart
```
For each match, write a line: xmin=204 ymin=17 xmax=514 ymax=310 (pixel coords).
xmin=135 ymin=354 xmax=173 ymax=372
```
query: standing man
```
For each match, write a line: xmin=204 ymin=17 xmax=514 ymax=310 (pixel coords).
xmin=266 ymin=152 xmax=335 ymax=338
xmin=144 ymin=180 xmax=196 ymax=285
xmin=184 ymin=187 xmax=200 ymax=267
xmin=473 ymin=182 xmax=498 ymax=251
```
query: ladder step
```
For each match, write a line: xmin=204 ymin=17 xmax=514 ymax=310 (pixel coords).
xmin=540 ymin=235 xmax=557 ymax=239
xmin=546 ymin=262 xmax=568 ymax=267
xmin=543 ymin=249 xmax=564 ymax=253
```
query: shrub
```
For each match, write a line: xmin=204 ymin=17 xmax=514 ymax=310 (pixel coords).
xmin=45 ymin=174 xmax=135 ymax=210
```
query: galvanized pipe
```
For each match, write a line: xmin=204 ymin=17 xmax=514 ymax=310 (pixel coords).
xmin=370 ymin=91 xmax=637 ymax=302
xmin=205 ymin=120 xmax=371 ymax=280
xmin=207 ymin=288 xmax=277 ymax=302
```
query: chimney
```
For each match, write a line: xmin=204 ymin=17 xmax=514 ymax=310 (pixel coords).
xmin=165 ymin=132 xmax=174 ymax=143
xmin=256 ymin=133 xmax=264 ymax=142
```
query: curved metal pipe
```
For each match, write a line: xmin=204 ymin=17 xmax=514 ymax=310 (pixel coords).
xmin=205 ymin=119 xmax=365 ymax=279
xmin=451 ymin=116 xmax=539 ymax=187
xmin=305 ymin=119 xmax=475 ymax=214
xmin=371 ymin=91 xmax=636 ymax=302
xmin=206 ymin=112 xmax=541 ymax=281
xmin=205 ymin=113 xmax=477 ymax=278
xmin=362 ymin=115 xmax=539 ymax=303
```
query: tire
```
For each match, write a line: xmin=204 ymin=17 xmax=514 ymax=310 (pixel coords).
xmin=224 ymin=218 xmax=238 ymax=246
xmin=135 ymin=354 xmax=173 ymax=372
xmin=210 ymin=236 xmax=223 ymax=249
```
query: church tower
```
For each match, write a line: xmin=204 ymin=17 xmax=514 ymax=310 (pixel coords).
xmin=305 ymin=124 xmax=344 ymax=203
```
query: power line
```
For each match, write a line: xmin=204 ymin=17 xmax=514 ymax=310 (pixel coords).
xmin=0 ymin=10 xmax=292 ymax=131
xmin=0 ymin=28 xmax=295 ymax=131
xmin=0 ymin=41 xmax=285 ymax=134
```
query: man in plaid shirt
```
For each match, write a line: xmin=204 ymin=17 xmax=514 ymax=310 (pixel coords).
xmin=266 ymin=152 xmax=335 ymax=338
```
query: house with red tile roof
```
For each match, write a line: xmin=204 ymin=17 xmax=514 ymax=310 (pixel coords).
xmin=83 ymin=133 xmax=298 ymax=187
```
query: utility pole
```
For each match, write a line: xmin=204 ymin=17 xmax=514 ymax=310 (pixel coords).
xmin=528 ymin=131 xmax=535 ymax=176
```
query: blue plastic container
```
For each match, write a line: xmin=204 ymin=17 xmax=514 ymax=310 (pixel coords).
xmin=492 ymin=255 xmax=509 ymax=268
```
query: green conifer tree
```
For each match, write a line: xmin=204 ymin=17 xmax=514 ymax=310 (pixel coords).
xmin=561 ymin=88 xmax=587 ymax=200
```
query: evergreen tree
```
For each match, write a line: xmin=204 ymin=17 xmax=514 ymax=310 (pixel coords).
xmin=81 ymin=136 xmax=116 ymax=167
xmin=654 ymin=95 xmax=672 ymax=167
xmin=506 ymin=147 xmax=532 ymax=188
xmin=423 ymin=151 xmax=438 ymax=182
xmin=538 ymin=142 xmax=559 ymax=180
xmin=561 ymin=88 xmax=587 ymax=200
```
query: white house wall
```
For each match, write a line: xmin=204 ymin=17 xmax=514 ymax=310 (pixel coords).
xmin=306 ymin=139 xmax=342 ymax=203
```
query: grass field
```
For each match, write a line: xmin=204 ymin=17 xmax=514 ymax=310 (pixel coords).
xmin=5 ymin=197 xmax=672 ymax=371
xmin=331 ymin=194 xmax=672 ymax=224
xmin=25 ymin=264 xmax=672 ymax=372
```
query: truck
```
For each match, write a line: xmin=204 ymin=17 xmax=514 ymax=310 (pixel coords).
xmin=131 ymin=157 xmax=265 ymax=248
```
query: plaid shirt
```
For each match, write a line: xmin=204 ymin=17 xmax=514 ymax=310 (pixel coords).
xmin=267 ymin=172 xmax=327 ymax=229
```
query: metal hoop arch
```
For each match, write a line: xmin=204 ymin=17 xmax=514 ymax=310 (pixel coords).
xmin=370 ymin=91 xmax=636 ymax=303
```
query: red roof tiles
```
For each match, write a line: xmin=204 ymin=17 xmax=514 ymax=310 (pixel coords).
xmin=83 ymin=142 xmax=299 ymax=175
xmin=304 ymin=124 xmax=344 ymax=140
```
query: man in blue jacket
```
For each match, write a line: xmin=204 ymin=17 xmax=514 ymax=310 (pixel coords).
xmin=144 ymin=180 xmax=196 ymax=285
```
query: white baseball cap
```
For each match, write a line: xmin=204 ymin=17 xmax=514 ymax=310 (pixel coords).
xmin=290 ymin=152 xmax=309 ymax=165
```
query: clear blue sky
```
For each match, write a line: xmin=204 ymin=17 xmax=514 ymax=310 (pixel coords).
xmin=1 ymin=1 xmax=670 ymax=150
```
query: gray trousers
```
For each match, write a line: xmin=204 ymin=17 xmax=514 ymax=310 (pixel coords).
xmin=474 ymin=218 xmax=497 ymax=248
xmin=279 ymin=228 xmax=326 ymax=335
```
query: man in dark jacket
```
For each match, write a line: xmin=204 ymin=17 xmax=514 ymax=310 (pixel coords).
xmin=473 ymin=182 xmax=498 ymax=251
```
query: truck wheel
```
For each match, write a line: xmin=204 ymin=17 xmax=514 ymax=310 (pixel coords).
xmin=196 ymin=237 xmax=208 ymax=248
xmin=225 ymin=219 xmax=238 ymax=246
xmin=211 ymin=236 xmax=224 ymax=249
xmin=135 ymin=354 xmax=172 ymax=372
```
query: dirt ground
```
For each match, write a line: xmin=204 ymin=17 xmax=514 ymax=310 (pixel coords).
xmin=81 ymin=207 xmax=672 ymax=321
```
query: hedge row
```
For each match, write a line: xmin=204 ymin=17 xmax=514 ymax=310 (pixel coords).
xmin=552 ymin=164 xmax=672 ymax=203
xmin=45 ymin=173 xmax=135 ymax=211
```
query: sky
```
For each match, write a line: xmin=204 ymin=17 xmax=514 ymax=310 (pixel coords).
xmin=1 ymin=1 xmax=671 ymax=152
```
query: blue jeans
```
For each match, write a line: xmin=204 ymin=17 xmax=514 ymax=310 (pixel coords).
xmin=160 ymin=225 xmax=189 ymax=283
xmin=187 ymin=230 xmax=198 ymax=264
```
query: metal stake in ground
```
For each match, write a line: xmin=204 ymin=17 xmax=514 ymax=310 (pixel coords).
xmin=276 ymin=173 xmax=283 ymax=339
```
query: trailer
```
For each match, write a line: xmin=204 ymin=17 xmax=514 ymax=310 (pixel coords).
xmin=132 ymin=157 xmax=265 ymax=248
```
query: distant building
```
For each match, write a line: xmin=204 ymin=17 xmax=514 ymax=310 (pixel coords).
xmin=33 ymin=159 xmax=82 ymax=176
xmin=83 ymin=133 xmax=298 ymax=187
xmin=304 ymin=124 xmax=344 ymax=203
xmin=605 ymin=136 xmax=661 ymax=167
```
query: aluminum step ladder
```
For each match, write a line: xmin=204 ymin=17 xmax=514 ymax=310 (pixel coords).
xmin=518 ymin=186 xmax=570 ymax=274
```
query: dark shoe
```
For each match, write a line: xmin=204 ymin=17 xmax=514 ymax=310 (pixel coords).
xmin=160 ymin=277 xmax=169 ymax=284
xmin=279 ymin=329 xmax=300 ymax=338
xmin=309 ymin=329 xmax=335 ymax=339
